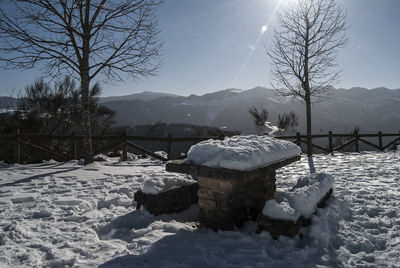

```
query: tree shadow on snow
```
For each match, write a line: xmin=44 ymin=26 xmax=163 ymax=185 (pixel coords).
xmin=0 ymin=166 xmax=81 ymax=187
xmin=95 ymin=204 xmax=199 ymax=243
xmin=308 ymin=156 xmax=316 ymax=174
xmin=99 ymin=229 xmax=224 ymax=268
xmin=29 ymin=161 xmax=71 ymax=169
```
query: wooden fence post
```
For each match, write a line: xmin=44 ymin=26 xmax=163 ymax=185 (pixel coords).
xmin=378 ymin=131 xmax=383 ymax=151
xmin=355 ymin=133 xmax=359 ymax=152
xmin=296 ymin=132 xmax=301 ymax=146
xmin=122 ymin=131 xmax=128 ymax=161
xmin=167 ymin=134 xmax=172 ymax=160
xmin=328 ymin=131 xmax=333 ymax=153
xmin=71 ymin=131 xmax=77 ymax=159
xmin=14 ymin=128 xmax=20 ymax=164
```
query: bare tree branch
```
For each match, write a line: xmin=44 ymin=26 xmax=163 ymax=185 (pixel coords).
xmin=0 ymin=0 xmax=163 ymax=164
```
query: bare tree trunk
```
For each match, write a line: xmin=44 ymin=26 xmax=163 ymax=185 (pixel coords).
xmin=81 ymin=7 xmax=93 ymax=165
xmin=305 ymin=97 xmax=312 ymax=156
xmin=80 ymin=72 xmax=93 ymax=165
xmin=304 ymin=19 xmax=312 ymax=157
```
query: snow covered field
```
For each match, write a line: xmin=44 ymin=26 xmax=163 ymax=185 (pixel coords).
xmin=0 ymin=151 xmax=399 ymax=267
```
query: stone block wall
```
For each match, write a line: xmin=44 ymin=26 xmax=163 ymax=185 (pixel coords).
xmin=197 ymin=168 xmax=276 ymax=230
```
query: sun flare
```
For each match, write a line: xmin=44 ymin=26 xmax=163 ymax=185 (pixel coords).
xmin=261 ymin=25 xmax=268 ymax=34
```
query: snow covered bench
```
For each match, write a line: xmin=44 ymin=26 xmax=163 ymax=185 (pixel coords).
xmin=257 ymin=173 xmax=334 ymax=238
xmin=134 ymin=183 xmax=198 ymax=216
xmin=166 ymin=135 xmax=301 ymax=230
xmin=134 ymin=173 xmax=197 ymax=216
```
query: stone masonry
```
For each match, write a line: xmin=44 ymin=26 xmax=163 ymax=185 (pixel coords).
xmin=166 ymin=156 xmax=299 ymax=230
xmin=197 ymin=169 xmax=276 ymax=230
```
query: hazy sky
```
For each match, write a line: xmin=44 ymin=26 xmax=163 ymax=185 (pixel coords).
xmin=0 ymin=0 xmax=399 ymax=97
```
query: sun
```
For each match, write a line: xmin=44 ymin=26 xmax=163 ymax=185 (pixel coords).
xmin=261 ymin=25 xmax=268 ymax=34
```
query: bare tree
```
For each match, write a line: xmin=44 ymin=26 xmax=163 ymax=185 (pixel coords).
xmin=19 ymin=76 xmax=115 ymax=136
xmin=267 ymin=0 xmax=347 ymax=155
xmin=248 ymin=106 xmax=269 ymax=135
xmin=0 ymin=0 xmax=162 ymax=164
xmin=277 ymin=111 xmax=299 ymax=135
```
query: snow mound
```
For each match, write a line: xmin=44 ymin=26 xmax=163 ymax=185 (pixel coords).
xmin=126 ymin=152 xmax=139 ymax=161
xmin=264 ymin=122 xmax=282 ymax=136
xmin=263 ymin=173 xmax=334 ymax=221
xmin=42 ymin=159 xmax=58 ymax=164
xmin=186 ymin=135 xmax=301 ymax=171
xmin=142 ymin=175 xmax=196 ymax=195
xmin=262 ymin=198 xmax=298 ymax=221
xmin=154 ymin=151 xmax=168 ymax=159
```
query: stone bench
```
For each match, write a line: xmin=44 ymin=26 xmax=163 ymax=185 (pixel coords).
xmin=166 ymin=156 xmax=300 ymax=230
xmin=257 ymin=174 xmax=334 ymax=238
xmin=134 ymin=183 xmax=199 ymax=216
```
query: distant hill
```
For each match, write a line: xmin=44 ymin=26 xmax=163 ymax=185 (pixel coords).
xmin=0 ymin=97 xmax=18 ymax=111
xmin=100 ymin=87 xmax=400 ymax=134
xmin=98 ymin=91 xmax=178 ymax=103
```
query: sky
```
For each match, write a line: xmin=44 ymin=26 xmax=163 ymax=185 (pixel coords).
xmin=0 ymin=0 xmax=399 ymax=97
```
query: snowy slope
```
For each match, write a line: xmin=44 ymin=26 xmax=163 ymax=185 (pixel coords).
xmin=0 ymin=152 xmax=399 ymax=267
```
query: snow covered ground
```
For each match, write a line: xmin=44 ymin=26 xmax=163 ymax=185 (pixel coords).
xmin=0 ymin=151 xmax=399 ymax=267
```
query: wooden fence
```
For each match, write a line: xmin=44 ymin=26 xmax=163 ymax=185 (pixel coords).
xmin=278 ymin=131 xmax=400 ymax=153
xmin=0 ymin=131 xmax=399 ymax=164
xmin=0 ymin=131 xmax=224 ymax=163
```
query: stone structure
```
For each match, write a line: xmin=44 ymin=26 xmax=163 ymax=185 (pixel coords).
xmin=256 ymin=215 xmax=311 ymax=239
xmin=256 ymin=187 xmax=333 ymax=238
xmin=134 ymin=183 xmax=198 ymax=216
xmin=166 ymin=156 xmax=300 ymax=230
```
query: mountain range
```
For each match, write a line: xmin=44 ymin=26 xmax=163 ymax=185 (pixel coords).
xmin=1 ymin=86 xmax=400 ymax=134
xmin=100 ymin=86 xmax=400 ymax=134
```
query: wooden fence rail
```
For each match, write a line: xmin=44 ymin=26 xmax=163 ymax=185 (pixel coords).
xmin=0 ymin=132 xmax=225 ymax=163
xmin=0 ymin=131 xmax=399 ymax=164
xmin=276 ymin=131 xmax=400 ymax=153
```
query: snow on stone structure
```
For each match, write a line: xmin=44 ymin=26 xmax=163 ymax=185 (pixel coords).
xmin=142 ymin=174 xmax=195 ymax=195
xmin=263 ymin=173 xmax=334 ymax=221
xmin=257 ymin=173 xmax=334 ymax=238
xmin=134 ymin=174 xmax=197 ymax=215
xmin=186 ymin=135 xmax=302 ymax=171
xmin=167 ymin=135 xmax=301 ymax=230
